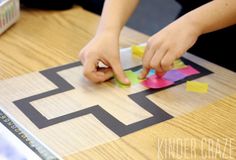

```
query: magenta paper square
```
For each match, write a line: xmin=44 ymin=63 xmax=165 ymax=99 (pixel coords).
xmin=142 ymin=75 xmax=174 ymax=89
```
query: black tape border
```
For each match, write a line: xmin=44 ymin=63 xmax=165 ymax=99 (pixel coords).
xmin=13 ymin=58 xmax=212 ymax=137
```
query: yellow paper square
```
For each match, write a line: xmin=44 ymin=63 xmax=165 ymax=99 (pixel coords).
xmin=131 ymin=45 xmax=145 ymax=58
xmin=186 ymin=81 xmax=208 ymax=93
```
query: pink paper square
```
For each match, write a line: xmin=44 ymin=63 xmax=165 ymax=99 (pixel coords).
xmin=178 ymin=65 xmax=200 ymax=76
xmin=142 ymin=75 xmax=174 ymax=89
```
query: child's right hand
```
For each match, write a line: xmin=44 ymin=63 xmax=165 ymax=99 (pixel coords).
xmin=79 ymin=32 xmax=130 ymax=84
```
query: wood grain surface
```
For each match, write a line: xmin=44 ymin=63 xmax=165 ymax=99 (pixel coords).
xmin=0 ymin=6 xmax=148 ymax=80
xmin=67 ymin=93 xmax=236 ymax=160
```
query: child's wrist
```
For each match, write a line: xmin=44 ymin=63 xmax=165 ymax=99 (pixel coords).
xmin=95 ymin=29 xmax=120 ymax=39
xmin=96 ymin=26 xmax=121 ymax=36
xmin=178 ymin=14 xmax=203 ymax=38
xmin=182 ymin=13 xmax=205 ymax=36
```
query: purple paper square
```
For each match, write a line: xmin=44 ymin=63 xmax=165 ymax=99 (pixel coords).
xmin=163 ymin=70 xmax=187 ymax=82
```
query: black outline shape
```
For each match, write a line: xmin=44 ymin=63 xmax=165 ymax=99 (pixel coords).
xmin=13 ymin=58 xmax=212 ymax=137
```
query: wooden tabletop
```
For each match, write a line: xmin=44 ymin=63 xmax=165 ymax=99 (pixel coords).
xmin=0 ymin=6 xmax=148 ymax=80
xmin=0 ymin=6 xmax=235 ymax=160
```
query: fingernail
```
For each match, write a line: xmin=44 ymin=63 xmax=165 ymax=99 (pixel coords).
xmin=156 ymin=72 xmax=165 ymax=78
xmin=138 ymin=73 xmax=145 ymax=79
xmin=139 ymin=68 xmax=148 ymax=79
xmin=124 ymin=78 xmax=130 ymax=84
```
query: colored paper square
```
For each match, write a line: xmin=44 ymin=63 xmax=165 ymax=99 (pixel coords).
xmin=186 ymin=81 xmax=208 ymax=93
xmin=178 ymin=65 xmax=200 ymax=76
xmin=163 ymin=70 xmax=187 ymax=82
xmin=115 ymin=70 xmax=141 ymax=88
xmin=125 ymin=70 xmax=141 ymax=85
xmin=114 ymin=79 xmax=130 ymax=88
xmin=131 ymin=45 xmax=145 ymax=58
xmin=142 ymin=75 xmax=174 ymax=89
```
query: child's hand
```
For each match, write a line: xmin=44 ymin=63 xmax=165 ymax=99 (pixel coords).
xmin=79 ymin=33 xmax=130 ymax=84
xmin=139 ymin=18 xmax=201 ymax=79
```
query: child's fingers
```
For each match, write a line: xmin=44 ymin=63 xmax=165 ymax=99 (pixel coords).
xmin=160 ymin=50 xmax=176 ymax=71
xmin=139 ymin=44 xmax=155 ymax=79
xmin=155 ymin=71 xmax=165 ymax=78
xmin=139 ymin=67 xmax=149 ymax=79
xmin=149 ymin=46 xmax=167 ymax=73
xmin=96 ymin=68 xmax=114 ymax=82
xmin=110 ymin=58 xmax=130 ymax=85
xmin=142 ymin=43 xmax=156 ymax=71
xmin=83 ymin=58 xmax=103 ymax=83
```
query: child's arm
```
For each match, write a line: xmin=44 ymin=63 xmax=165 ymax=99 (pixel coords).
xmin=97 ymin=0 xmax=139 ymax=36
xmin=140 ymin=0 xmax=236 ymax=78
xmin=79 ymin=0 xmax=139 ymax=84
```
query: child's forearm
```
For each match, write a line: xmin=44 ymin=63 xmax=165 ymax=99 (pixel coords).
xmin=179 ymin=0 xmax=236 ymax=35
xmin=96 ymin=0 xmax=140 ymax=36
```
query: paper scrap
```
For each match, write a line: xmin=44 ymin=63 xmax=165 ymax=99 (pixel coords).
xmin=173 ymin=59 xmax=187 ymax=69
xmin=142 ymin=75 xmax=174 ymax=89
xmin=147 ymin=69 xmax=156 ymax=77
xmin=134 ymin=69 xmax=155 ymax=78
xmin=186 ymin=81 xmax=208 ymax=93
xmin=178 ymin=65 xmax=200 ymax=76
xmin=131 ymin=45 xmax=145 ymax=58
xmin=163 ymin=70 xmax=187 ymax=82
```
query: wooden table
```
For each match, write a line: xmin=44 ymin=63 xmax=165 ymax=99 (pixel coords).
xmin=0 ymin=6 xmax=235 ymax=160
